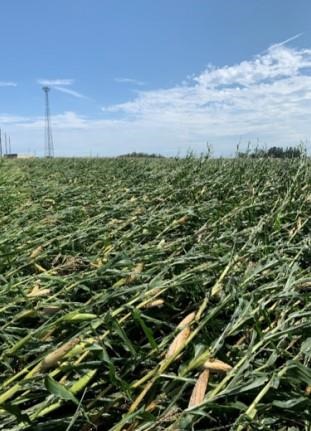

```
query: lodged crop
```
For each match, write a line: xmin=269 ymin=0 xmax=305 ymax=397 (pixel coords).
xmin=0 ymin=156 xmax=310 ymax=430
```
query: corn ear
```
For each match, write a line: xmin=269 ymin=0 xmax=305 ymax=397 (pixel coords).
xmin=40 ymin=338 xmax=80 ymax=371
xmin=188 ymin=369 xmax=210 ymax=408
xmin=166 ymin=327 xmax=191 ymax=359
xmin=204 ymin=358 xmax=232 ymax=373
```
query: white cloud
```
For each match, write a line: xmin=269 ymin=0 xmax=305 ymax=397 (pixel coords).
xmin=115 ymin=77 xmax=146 ymax=86
xmin=194 ymin=47 xmax=305 ymax=88
xmin=0 ymin=114 xmax=30 ymax=123
xmin=0 ymin=81 xmax=17 ymax=87
xmin=5 ymin=42 xmax=311 ymax=156
xmin=38 ymin=79 xmax=74 ymax=86
xmin=102 ymin=43 xmax=311 ymax=153
xmin=18 ymin=111 xmax=90 ymax=130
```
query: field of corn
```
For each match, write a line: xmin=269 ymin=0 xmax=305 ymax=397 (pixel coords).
xmin=0 ymin=156 xmax=310 ymax=431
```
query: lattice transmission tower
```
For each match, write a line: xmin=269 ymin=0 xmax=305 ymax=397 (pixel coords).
xmin=42 ymin=86 xmax=54 ymax=157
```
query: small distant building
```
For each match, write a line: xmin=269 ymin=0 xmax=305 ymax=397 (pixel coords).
xmin=3 ymin=153 xmax=18 ymax=159
xmin=1 ymin=154 xmax=36 ymax=159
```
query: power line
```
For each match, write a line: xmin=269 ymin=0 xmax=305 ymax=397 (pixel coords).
xmin=0 ymin=129 xmax=14 ymax=156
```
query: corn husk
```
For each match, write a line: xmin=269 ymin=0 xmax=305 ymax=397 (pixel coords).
xmin=177 ymin=312 xmax=196 ymax=329
xmin=126 ymin=262 xmax=144 ymax=284
xmin=143 ymin=299 xmax=164 ymax=309
xmin=30 ymin=245 xmax=43 ymax=259
xmin=40 ymin=338 xmax=80 ymax=371
xmin=166 ymin=327 xmax=191 ymax=358
xmin=204 ymin=359 xmax=232 ymax=373
xmin=188 ymin=369 xmax=210 ymax=408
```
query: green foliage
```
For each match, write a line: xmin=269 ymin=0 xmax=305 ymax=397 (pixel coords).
xmin=237 ymin=145 xmax=304 ymax=159
xmin=117 ymin=151 xmax=165 ymax=158
xmin=44 ymin=376 xmax=79 ymax=405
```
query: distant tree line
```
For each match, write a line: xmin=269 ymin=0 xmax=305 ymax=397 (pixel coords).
xmin=117 ymin=147 xmax=304 ymax=160
xmin=117 ymin=152 xmax=165 ymax=158
xmin=237 ymin=146 xmax=303 ymax=159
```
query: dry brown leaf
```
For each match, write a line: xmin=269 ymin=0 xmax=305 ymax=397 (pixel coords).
xmin=27 ymin=285 xmax=51 ymax=298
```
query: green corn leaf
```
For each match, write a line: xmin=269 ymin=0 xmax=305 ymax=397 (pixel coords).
xmin=45 ymin=375 xmax=79 ymax=405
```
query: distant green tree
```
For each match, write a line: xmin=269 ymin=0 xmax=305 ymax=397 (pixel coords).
xmin=117 ymin=152 xmax=165 ymax=158
xmin=238 ymin=146 xmax=302 ymax=159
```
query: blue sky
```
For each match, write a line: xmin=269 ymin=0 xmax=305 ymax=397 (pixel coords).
xmin=1 ymin=0 xmax=311 ymax=156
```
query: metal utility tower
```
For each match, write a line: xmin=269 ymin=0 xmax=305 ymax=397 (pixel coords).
xmin=42 ymin=86 xmax=54 ymax=157
xmin=4 ymin=133 xmax=8 ymax=154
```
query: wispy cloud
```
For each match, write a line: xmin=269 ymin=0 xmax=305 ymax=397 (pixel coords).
xmin=38 ymin=79 xmax=74 ymax=86
xmin=54 ymin=86 xmax=88 ymax=99
xmin=272 ymin=33 xmax=303 ymax=49
xmin=115 ymin=77 xmax=146 ymax=86
xmin=37 ymin=78 xmax=89 ymax=99
xmin=0 ymin=81 xmax=17 ymax=87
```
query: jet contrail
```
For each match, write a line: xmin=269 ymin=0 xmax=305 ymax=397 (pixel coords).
xmin=273 ymin=33 xmax=303 ymax=48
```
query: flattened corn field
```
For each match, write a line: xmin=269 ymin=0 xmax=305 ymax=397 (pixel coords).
xmin=0 ymin=157 xmax=310 ymax=431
